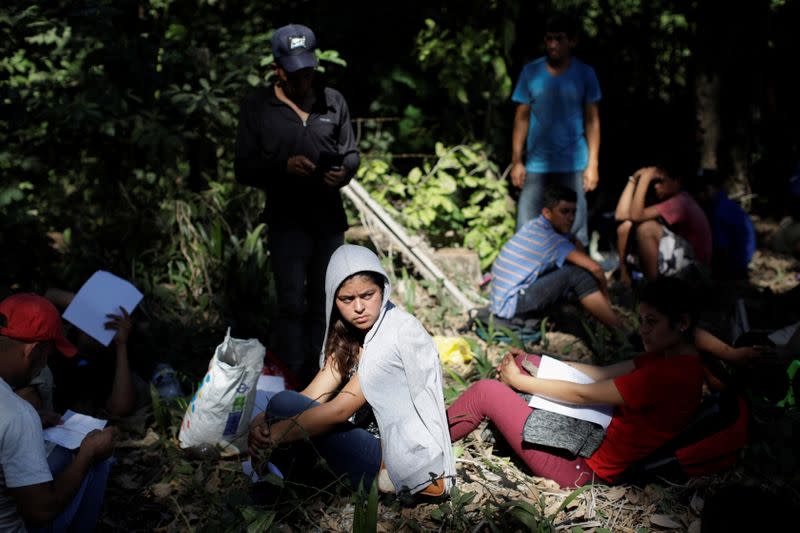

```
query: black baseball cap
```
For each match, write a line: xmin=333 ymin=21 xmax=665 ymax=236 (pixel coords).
xmin=272 ymin=24 xmax=318 ymax=73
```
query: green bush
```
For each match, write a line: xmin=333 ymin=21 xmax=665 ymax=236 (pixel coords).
xmin=358 ymin=142 xmax=515 ymax=270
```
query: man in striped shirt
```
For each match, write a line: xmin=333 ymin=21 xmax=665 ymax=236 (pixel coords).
xmin=490 ymin=185 xmax=622 ymax=330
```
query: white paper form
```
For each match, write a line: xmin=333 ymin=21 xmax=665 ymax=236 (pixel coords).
xmin=528 ymin=355 xmax=613 ymax=429
xmin=43 ymin=410 xmax=107 ymax=449
xmin=62 ymin=270 xmax=143 ymax=347
xmin=769 ymin=322 xmax=799 ymax=346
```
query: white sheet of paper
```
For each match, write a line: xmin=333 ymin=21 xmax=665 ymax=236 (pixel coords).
xmin=769 ymin=322 xmax=799 ymax=346
xmin=528 ymin=355 xmax=613 ymax=429
xmin=62 ymin=270 xmax=143 ymax=347
xmin=43 ymin=410 xmax=107 ymax=450
xmin=250 ymin=375 xmax=286 ymax=422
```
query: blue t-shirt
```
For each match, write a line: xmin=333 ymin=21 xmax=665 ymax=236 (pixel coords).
xmin=512 ymin=57 xmax=601 ymax=173
xmin=490 ymin=215 xmax=576 ymax=318
xmin=710 ymin=191 xmax=756 ymax=272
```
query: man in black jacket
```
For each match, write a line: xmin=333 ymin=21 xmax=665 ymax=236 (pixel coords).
xmin=235 ymin=23 xmax=360 ymax=385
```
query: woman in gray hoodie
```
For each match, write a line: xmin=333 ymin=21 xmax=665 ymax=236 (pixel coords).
xmin=249 ymin=244 xmax=455 ymax=495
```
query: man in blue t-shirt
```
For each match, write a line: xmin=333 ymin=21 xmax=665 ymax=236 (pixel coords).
xmin=510 ymin=13 xmax=601 ymax=246
xmin=490 ymin=185 xmax=622 ymax=331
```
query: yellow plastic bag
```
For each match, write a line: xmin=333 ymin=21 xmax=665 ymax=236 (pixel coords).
xmin=434 ymin=336 xmax=474 ymax=367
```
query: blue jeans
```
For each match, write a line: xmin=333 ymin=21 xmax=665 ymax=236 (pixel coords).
xmin=517 ymin=171 xmax=588 ymax=245
xmin=29 ymin=446 xmax=114 ymax=533
xmin=268 ymin=229 xmax=344 ymax=383
xmin=265 ymin=390 xmax=382 ymax=489
xmin=515 ymin=265 xmax=598 ymax=316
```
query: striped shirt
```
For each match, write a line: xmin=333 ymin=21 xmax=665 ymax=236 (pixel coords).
xmin=490 ymin=215 xmax=576 ymax=318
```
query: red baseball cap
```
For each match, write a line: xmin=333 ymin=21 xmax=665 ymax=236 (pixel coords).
xmin=0 ymin=293 xmax=77 ymax=357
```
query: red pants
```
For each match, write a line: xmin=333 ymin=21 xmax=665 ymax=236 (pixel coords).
xmin=447 ymin=354 xmax=595 ymax=488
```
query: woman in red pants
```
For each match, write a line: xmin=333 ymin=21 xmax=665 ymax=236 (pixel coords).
xmin=448 ymin=277 xmax=705 ymax=487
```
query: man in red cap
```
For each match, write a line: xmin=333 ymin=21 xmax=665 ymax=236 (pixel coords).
xmin=0 ymin=293 xmax=116 ymax=531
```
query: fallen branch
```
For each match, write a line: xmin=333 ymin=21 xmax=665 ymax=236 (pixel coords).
xmin=342 ymin=179 xmax=478 ymax=312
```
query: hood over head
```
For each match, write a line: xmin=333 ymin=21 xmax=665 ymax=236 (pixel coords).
xmin=319 ymin=244 xmax=391 ymax=367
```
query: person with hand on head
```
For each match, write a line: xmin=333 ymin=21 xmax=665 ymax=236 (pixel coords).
xmin=32 ymin=288 xmax=142 ymax=417
xmin=0 ymin=293 xmax=116 ymax=532
xmin=449 ymin=278 xmax=712 ymax=488
xmin=248 ymin=245 xmax=454 ymax=497
xmin=102 ymin=306 xmax=136 ymax=416
xmin=511 ymin=13 xmax=601 ymax=245
xmin=235 ymin=23 xmax=360 ymax=386
xmin=615 ymin=164 xmax=712 ymax=286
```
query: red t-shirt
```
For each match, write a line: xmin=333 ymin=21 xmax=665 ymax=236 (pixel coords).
xmin=585 ymin=353 xmax=704 ymax=482
xmin=655 ymin=191 xmax=712 ymax=265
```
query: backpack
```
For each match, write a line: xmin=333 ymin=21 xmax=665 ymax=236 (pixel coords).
xmin=619 ymin=391 xmax=749 ymax=484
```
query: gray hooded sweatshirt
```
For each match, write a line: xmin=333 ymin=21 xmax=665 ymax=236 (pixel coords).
xmin=320 ymin=245 xmax=456 ymax=494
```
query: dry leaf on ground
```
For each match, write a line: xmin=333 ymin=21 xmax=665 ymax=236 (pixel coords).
xmin=151 ymin=481 xmax=175 ymax=499
xmin=690 ymin=492 xmax=704 ymax=514
xmin=649 ymin=513 xmax=683 ymax=528
xmin=605 ymin=486 xmax=627 ymax=501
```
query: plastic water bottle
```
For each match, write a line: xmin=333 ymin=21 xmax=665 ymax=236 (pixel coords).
xmin=151 ymin=363 xmax=182 ymax=399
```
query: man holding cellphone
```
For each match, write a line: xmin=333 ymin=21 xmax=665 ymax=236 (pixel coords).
xmin=235 ymin=23 xmax=360 ymax=385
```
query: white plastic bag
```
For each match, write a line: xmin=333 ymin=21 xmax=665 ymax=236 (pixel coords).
xmin=179 ymin=328 xmax=265 ymax=454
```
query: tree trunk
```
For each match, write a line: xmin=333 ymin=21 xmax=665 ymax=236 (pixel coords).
xmin=695 ymin=71 xmax=720 ymax=172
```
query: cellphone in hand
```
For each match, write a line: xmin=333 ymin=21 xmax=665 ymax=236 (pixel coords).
xmin=316 ymin=151 xmax=345 ymax=174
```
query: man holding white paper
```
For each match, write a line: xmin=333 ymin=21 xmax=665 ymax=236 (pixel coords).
xmin=61 ymin=270 xmax=143 ymax=348
xmin=41 ymin=277 xmax=144 ymax=416
xmin=0 ymin=293 xmax=116 ymax=531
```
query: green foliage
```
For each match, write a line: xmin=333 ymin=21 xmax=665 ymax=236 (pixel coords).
xmin=149 ymin=380 xmax=189 ymax=441
xmin=579 ymin=315 xmax=636 ymax=365
xmin=0 ymin=1 xmax=343 ymax=332
xmin=416 ymin=18 xmax=511 ymax=141
xmin=358 ymin=143 xmax=515 ymax=269
xmin=565 ymin=0 xmax=692 ymax=102
xmin=539 ymin=318 xmax=551 ymax=351
xmin=443 ymin=366 xmax=470 ymax=405
xmin=442 ymin=336 xmax=496 ymax=406
xmin=352 ymin=479 xmax=379 ymax=533
xmin=474 ymin=314 xmax=501 ymax=346
xmin=400 ymin=267 xmax=416 ymax=315
xmin=241 ymin=507 xmax=275 ymax=533
xmin=498 ymin=326 xmax=525 ymax=349
xmin=429 ymin=486 xmax=478 ymax=530
xmin=501 ymin=485 xmax=590 ymax=532
xmin=150 ymin=383 xmax=172 ymax=438
xmin=465 ymin=337 xmax=496 ymax=380
xmin=363 ymin=5 xmax=517 ymax=149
